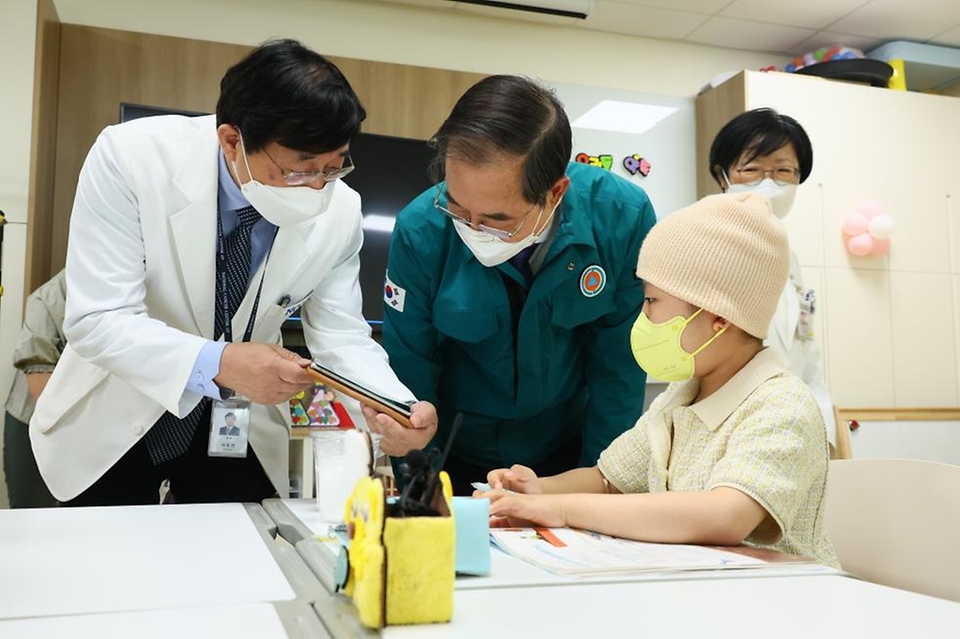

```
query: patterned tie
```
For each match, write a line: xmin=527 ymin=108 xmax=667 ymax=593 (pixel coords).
xmin=215 ymin=206 xmax=261 ymax=340
xmin=143 ymin=207 xmax=262 ymax=465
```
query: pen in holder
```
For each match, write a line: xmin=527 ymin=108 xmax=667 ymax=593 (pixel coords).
xmin=340 ymin=415 xmax=463 ymax=628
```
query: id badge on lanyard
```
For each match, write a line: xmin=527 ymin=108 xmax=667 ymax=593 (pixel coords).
xmin=797 ymin=288 xmax=816 ymax=342
xmin=208 ymin=395 xmax=252 ymax=458
xmin=208 ymin=213 xmax=276 ymax=458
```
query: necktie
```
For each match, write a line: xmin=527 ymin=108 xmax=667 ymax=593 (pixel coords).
xmin=215 ymin=206 xmax=261 ymax=340
xmin=143 ymin=207 xmax=262 ymax=465
xmin=501 ymin=245 xmax=538 ymax=397
xmin=507 ymin=245 xmax=537 ymax=284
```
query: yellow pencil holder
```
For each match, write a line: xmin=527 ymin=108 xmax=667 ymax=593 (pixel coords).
xmin=342 ymin=473 xmax=455 ymax=629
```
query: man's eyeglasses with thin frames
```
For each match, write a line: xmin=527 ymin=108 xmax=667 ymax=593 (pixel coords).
xmin=260 ymin=146 xmax=355 ymax=186
xmin=432 ymin=184 xmax=542 ymax=240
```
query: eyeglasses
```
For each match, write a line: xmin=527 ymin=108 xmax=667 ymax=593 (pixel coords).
xmin=261 ymin=146 xmax=355 ymax=186
xmin=432 ymin=184 xmax=542 ymax=240
xmin=733 ymin=165 xmax=800 ymax=187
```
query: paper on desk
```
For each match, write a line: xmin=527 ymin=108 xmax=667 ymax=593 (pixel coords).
xmin=490 ymin=528 xmax=771 ymax=577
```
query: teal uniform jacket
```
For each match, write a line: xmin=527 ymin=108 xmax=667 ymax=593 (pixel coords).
xmin=382 ymin=162 xmax=657 ymax=470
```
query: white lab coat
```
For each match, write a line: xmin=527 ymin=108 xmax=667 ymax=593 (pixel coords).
xmin=764 ymin=251 xmax=836 ymax=444
xmin=30 ymin=115 xmax=413 ymax=501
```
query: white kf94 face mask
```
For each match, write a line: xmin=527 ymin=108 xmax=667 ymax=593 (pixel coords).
xmin=232 ymin=134 xmax=336 ymax=227
xmin=724 ymin=171 xmax=797 ymax=220
xmin=455 ymin=196 xmax=563 ymax=267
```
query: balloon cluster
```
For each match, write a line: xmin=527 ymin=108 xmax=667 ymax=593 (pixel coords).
xmin=785 ymin=46 xmax=863 ymax=73
xmin=842 ymin=202 xmax=894 ymax=257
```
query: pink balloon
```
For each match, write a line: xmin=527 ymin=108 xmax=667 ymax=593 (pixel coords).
xmin=856 ymin=201 xmax=883 ymax=220
xmin=847 ymin=233 xmax=874 ymax=256
xmin=870 ymin=238 xmax=891 ymax=256
xmin=842 ymin=213 xmax=869 ymax=236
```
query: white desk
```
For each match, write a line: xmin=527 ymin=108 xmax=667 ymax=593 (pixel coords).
xmin=381 ymin=575 xmax=960 ymax=639
xmin=267 ymin=498 xmax=960 ymax=639
xmin=280 ymin=496 xmax=330 ymax=537
xmin=0 ymin=502 xmax=329 ymax=637
xmin=0 ymin=603 xmax=303 ymax=639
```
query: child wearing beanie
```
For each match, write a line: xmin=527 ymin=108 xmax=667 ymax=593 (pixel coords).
xmin=479 ymin=192 xmax=838 ymax=567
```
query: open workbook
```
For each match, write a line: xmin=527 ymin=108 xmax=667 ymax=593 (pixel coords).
xmin=490 ymin=527 xmax=816 ymax=578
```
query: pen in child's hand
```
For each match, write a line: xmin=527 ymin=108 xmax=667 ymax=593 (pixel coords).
xmin=471 ymin=481 xmax=514 ymax=494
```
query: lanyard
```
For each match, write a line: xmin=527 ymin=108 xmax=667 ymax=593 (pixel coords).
xmin=216 ymin=211 xmax=277 ymax=344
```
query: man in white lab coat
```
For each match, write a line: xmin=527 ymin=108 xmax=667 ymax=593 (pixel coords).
xmin=30 ymin=39 xmax=437 ymax=505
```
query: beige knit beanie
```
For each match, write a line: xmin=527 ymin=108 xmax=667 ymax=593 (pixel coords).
xmin=636 ymin=192 xmax=789 ymax=339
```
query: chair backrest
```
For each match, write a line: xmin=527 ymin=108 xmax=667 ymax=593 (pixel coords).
xmin=826 ymin=458 xmax=960 ymax=602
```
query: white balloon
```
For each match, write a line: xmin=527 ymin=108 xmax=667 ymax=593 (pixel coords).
xmin=869 ymin=214 xmax=895 ymax=240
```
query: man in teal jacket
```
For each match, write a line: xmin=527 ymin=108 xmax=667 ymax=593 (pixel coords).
xmin=375 ymin=76 xmax=656 ymax=495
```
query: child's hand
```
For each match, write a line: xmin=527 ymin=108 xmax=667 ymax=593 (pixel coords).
xmin=486 ymin=464 xmax=541 ymax=493
xmin=486 ymin=491 xmax=566 ymax=528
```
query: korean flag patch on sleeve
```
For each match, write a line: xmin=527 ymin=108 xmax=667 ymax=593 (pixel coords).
xmin=384 ymin=272 xmax=407 ymax=313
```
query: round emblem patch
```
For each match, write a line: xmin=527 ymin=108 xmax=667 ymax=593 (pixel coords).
xmin=580 ymin=265 xmax=606 ymax=298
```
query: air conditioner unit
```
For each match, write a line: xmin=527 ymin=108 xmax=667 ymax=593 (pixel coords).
xmin=458 ymin=0 xmax=594 ymax=20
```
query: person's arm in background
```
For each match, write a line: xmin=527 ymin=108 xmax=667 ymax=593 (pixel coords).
xmin=579 ymin=197 xmax=657 ymax=465
xmin=25 ymin=375 xmax=52 ymax=402
xmin=13 ymin=271 xmax=68 ymax=403
xmin=797 ymin=305 xmax=837 ymax=453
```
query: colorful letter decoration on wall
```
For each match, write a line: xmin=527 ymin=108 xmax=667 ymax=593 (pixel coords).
xmin=575 ymin=152 xmax=614 ymax=171
xmin=623 ymin=154 xmax=651 ymax=177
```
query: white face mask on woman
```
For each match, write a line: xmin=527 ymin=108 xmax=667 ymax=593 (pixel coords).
xmin=723 ymin=171 xmax=797 ymax=220
xmin=454 ymin=196 xmax=563 ymax=267
xmin=232 ymin=134 xmax=336 ymax=227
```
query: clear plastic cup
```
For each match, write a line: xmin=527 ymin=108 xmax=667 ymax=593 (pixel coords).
xmin=312 ymin=428 xmax=371 ymax=523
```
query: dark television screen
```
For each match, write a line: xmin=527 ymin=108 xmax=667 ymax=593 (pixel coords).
xmin=346 ymin=133 xmax=434 ymax=329
xmin=120 ymin=103 xmax=207 ymax=122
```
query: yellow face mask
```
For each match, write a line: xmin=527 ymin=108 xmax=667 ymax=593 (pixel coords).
xmin=629 ymin=308 xmax=727 ymax=382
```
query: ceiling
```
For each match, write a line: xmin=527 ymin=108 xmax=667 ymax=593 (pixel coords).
xmin=373 ymin=0 xmax=960 ymax=57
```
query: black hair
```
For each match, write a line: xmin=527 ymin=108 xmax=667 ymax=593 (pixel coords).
xmin=709 ymin=108 xmax=813 ymax=186
xmin=224 ymin=412 xmax=236 ymax=419
xmin=216 ymin=39 xmax=365 ymax=154
xmin=429 ymin=75 xmax=571 ymax=206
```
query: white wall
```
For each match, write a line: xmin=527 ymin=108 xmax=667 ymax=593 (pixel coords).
xmin=0 ymin=0 xmax=36 ymax=227
xmin=554 ymin=81 xmax=696 ymax=218
xmin=0 ymin=0 xmax=39 ymax=509
xmin=51 ymin=0 xmax=785 ymax=98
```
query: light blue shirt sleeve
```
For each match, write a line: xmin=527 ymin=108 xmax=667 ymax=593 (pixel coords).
xmin=186 ymin=340 xmax=229 ymax=399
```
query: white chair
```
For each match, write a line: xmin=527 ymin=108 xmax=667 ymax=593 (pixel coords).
xmin=826 ymin=458 xmax=960 ymax=602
